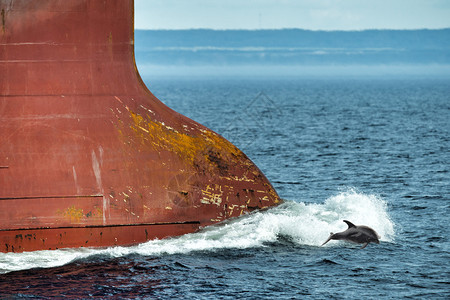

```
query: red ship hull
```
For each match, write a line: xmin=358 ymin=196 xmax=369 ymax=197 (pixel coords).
xmin=0 ymin=0 xmax=280 ymax=252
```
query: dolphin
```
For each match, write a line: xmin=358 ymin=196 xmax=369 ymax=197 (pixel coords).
xmin=321 ymin=220 xmax=380 ymax=249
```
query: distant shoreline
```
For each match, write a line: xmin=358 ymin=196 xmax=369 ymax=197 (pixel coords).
xmin=135 ymin=29 xmax=450 ymax=68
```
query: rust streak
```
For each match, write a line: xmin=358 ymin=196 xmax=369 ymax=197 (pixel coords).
xmin=1 ymin=8 xmax=5 ymax=33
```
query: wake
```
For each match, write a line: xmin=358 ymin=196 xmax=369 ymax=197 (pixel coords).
xmin=0 ymin=188 xmax=395 ymax=274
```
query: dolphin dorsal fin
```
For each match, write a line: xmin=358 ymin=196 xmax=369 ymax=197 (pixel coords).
xmin=343 ymin=220 xmax=356 ymax=228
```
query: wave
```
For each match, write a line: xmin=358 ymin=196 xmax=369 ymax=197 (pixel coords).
xmin=0 ymin=188 xmax=395 ymax=274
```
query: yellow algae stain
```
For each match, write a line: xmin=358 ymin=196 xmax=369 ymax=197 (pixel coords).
xmin=64 ymin=206 xmax=84 ymax=223
xmin=126 ymin=109 xmax=243 ymax=168
xmin=94 ymin=207 xmax=103 ymax=218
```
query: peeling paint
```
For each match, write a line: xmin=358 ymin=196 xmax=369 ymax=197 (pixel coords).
xmin=200 ymin=184 xmax=223 ymax=206
xmin=224 ymin=175 xmax=255 ymax=182
xmin=139 ymin=104 xmax=155 ymax=115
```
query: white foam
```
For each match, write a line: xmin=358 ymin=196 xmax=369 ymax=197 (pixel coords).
xmin=0 ymin=188 xmax=395 ymax=274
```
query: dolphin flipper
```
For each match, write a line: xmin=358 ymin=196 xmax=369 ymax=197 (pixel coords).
xmin=360 ymin=242 xmax=369 ymax=249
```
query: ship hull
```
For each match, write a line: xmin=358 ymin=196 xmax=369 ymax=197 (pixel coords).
xmin=0 ymin=0 xmax=280 ymax=252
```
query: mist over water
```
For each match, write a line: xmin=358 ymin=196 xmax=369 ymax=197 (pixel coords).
xmin=137 ymin=64 xmax=450 ymax=80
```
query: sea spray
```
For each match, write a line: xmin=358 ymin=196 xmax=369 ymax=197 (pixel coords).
xmin=0 ymin=189 xmax=395 ymax=274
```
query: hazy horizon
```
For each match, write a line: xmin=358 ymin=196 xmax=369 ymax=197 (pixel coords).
xmin=135 ymin=27 xmax=450 ymax=32
xmin=135 ymin=0 xmax=450 ymax=31
xmin=134 ymin=28 xmax=450 ymax=79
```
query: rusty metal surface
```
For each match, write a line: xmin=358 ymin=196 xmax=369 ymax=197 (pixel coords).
xmin=0 ymin=0 xmax=281 ymax=252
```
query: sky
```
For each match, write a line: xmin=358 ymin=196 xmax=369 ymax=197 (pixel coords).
xmin=135 ymin=0 xmax=450 ymax=31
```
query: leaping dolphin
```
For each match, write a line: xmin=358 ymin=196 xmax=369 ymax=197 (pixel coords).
xmin=321 ymin=220 xmax=380 ymax=249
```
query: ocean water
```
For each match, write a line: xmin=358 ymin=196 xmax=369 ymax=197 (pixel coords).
xmin=0 ymin=74 xmax=449 ymax=298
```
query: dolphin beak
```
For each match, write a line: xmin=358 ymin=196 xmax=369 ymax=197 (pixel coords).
xmin=321 ymin=233 xmax=333 ymax=246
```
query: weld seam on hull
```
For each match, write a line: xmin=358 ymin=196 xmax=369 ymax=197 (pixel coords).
xmin=0 ymin=93 xmax=143 ymax=98
xmin=0 ymin=221 xmax=202 ymax=232
xmin=0 ymin=195 xmax=104 ymax=201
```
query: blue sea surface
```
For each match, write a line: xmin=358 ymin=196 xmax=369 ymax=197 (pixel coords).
xmin=0 ymin=74 xmax=449 ymax=298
